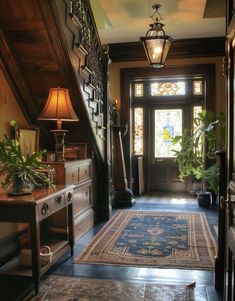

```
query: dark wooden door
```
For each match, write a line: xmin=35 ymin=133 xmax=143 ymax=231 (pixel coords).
xmin=149 ymin=105 xmax=186 ymax=192
xmin=224 ymin=1 xmax=235 ymax=299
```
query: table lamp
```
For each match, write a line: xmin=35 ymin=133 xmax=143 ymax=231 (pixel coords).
xmin=38 ymin=87 xmax=79 ymax=161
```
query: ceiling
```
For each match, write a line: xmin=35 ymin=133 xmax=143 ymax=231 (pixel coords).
xmin=90 ymin=0 xmax=226 ymax=45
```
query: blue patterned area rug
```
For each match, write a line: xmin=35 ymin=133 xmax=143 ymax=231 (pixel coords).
xmin=75 ymin=211 xmax=217 ymax=270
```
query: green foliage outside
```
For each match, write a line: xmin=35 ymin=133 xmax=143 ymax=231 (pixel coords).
xmin=172 ymin=110 xmax=225 ymax=193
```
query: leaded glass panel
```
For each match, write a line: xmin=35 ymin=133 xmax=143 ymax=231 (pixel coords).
xmin=134 ymin=83 xmax=143 ymax=97
xmin=193 ymin=105 xmax=203 ymax=153
xmin=133 ymin=108 xmax=143 ymax=155
xmin=193 ymin=105 xmax=203 ymax=131
xmin=193 ymin=81 xmax=203 ymax=95
xmin=155 ymin=109 xmax=182 ymax=158
xmin=151 ymin=82 xmax=186 ymax=96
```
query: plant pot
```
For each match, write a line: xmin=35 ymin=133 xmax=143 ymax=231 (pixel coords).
xmin=210 ymin=190 xmax=217 ymax=205
xmin=7 ymin=176 xmax=34 ymax=196
xmin=197 ymin=191 xmax=211 ymax=208
xmin=189 ymin=178 xmax=202 ymax=196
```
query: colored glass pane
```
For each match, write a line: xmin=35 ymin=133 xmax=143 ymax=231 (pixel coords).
xmin=193 ymin=81 xmax=203 ymax=95
xmin=133 ymin=108 xmax=143 ymax=155
xmin=134 ymin=83 xmax=143 ymax=97
xmin=193 ymin=105 xmax=203 ymax=154
xmin=193 ymin=105 xmax=203 ymax=131
xmin=151 ymin=82 xmax=185 ymax=96
xmin=155 ymin=109 xmax=182 ymax=158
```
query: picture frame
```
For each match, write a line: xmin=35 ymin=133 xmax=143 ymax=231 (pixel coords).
xmin=19 ymin=127 xmax=40 ymax=157
xmin=64 ymin=142 xmax=88 ymax=160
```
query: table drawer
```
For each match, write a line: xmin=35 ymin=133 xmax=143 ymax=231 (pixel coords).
xmin=73 ymin=184 xmax=91 ymax=215
xmin=78 ymin=164 xmax=90 ymax=182
xmin=51 ymin=193 xmax=65 ymax=212
xmin=65 ymin=168 xmax=79 ymax=184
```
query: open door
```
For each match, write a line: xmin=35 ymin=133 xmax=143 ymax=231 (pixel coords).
xmin=223 ymin=2 xmax=235 ymax=299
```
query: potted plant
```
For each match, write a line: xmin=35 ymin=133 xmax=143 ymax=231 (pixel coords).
xmin=0 ymin=120 xmax=54 ymax=195
xmin=172 ymin=110 xmax=224 ymax=207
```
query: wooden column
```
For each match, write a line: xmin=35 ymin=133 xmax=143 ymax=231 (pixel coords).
xmin=214 ymin=150 xmax=226 ymax=294
xmin=113 ymin=125 xmax=134 ymax=207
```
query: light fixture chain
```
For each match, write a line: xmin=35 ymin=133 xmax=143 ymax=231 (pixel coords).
xmin=151 ymin=4 xmax=163 ymax=24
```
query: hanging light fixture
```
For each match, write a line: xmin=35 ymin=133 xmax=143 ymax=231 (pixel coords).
xmin=140 ymin=4 xmax=173 ymax=69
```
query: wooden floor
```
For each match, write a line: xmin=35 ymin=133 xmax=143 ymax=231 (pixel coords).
xmin=5 ymin=193 xmax=223 ymax=300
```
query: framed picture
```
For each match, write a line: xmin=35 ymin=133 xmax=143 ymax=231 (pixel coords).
xmin=64 ymin=143 xmax=88 ymax=160
xmin=19 ymin=127 xmax=40 ymax=157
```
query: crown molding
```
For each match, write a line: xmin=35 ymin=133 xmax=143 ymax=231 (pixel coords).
xmin=109 ymin=37 xmax=225 ymax=62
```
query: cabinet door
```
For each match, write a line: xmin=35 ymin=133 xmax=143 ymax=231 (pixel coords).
xmin=224 ymin=2 xmax=235 ymax=299
xmin=73 ymin=181 xmax=94 ymax=241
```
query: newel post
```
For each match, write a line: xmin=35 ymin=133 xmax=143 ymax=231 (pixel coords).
xmin=112 ymin=125 xmax=135 ymax=207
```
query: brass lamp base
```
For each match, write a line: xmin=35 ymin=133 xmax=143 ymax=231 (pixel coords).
xmin=51 ymin=129 xmax=68 ymax=162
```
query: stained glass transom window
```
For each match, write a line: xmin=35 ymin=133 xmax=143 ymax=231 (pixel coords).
xmin=155 ymin=109 xmax=182 ymax=158
xmin=151 ymin=82 xmax=186 ymax=96
xmin=134 ymin=83 xmax=143 ymax=97
xmin=133 ymin=108 xmax=144 ymax=155
xmin=193 ymin=81 xmax=203 ymax=95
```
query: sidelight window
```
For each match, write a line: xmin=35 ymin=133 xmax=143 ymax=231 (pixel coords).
xmin=133 ymin=107 xmax=144 ymax=155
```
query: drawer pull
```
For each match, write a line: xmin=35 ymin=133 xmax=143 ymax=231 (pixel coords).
xmin=67 ymin=192 xmax=73 ymax=202
xmin=55 ymin=195 xmax=62 ymax=204
xmin=41 ymin=203 xmax=49 ymax=215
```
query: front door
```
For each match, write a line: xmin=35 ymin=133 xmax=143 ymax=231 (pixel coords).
xmin=149 ymin=106 xmax=186 ymax=192
xmin=131 ymin=76 xmax=213 ymax=194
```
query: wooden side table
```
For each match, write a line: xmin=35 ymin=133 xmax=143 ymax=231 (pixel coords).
xmin=0 ymin=185 xmax=74 ymax=295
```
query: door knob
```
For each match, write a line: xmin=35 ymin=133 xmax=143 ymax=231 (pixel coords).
xmin=220 ymin=196 xmax=227 ymax=209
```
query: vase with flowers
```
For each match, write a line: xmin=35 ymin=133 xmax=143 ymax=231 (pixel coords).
xmin=0 ymin=120 xmax=54 ymax=195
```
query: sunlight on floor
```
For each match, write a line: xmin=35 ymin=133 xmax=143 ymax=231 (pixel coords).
xmin=170 ymin=198 xmax=187 ymax=204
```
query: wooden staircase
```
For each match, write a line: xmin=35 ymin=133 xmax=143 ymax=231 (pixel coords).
xmin=0 ymin=0 xmax=112 ymax=220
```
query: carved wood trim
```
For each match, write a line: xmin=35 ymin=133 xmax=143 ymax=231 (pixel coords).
xmin=109 ymin=37 xmax=225 ymax=62
xmin=67 ymin=0 xmax=106 ymax=140
xmin=37 ymin=0 xmax=107 ymax=160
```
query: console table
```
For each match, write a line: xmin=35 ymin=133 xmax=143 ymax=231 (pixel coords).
xmin=0 ymin=185 xmax=74 ymax=295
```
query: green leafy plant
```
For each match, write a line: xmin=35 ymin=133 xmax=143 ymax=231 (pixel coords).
xmin=172 ymin=110 xmax=225 ymax=194
xmin=0 ymin=120 xmax=54 ymax=192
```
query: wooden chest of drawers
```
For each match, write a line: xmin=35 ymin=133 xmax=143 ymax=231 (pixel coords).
xmin=48 ymin=159 xmax=93 ymax=241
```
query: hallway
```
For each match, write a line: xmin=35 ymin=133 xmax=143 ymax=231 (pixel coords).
xmin=42 ymin=193 xmax=221 ymax=301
